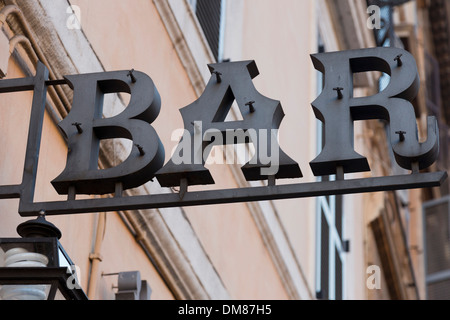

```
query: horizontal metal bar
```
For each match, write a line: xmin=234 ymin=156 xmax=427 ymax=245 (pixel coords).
xmin=0 ymin=267 xmax=70 ymax=281
xmin=426 ymin=269 xmax=450 ymax=284
xmin=45 ymin=79 xmax=68 ymax=86
xmin=18 ymin=171 xmax=447 ymax=216
xmin=0 ymin=184 xmax=21 ymax=199
xmin=0 ymin=267 xmax=88 ymax=300
xmin=0 ymin=77 xmax=34 ymax=93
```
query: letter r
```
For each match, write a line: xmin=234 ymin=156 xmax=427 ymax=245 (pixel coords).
xmin=310 ymin=47 xmax=438 ymax=176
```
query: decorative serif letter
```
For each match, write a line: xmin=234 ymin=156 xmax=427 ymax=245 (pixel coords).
xmin=156 ymin=60 xmax=302 ymax=187
xmin=51 ymin=70 xmax=165 ymax=195
xmin=310 ymin=47 xmax=439 ymax=176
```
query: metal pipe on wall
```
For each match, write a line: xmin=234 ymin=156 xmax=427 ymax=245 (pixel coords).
xmin=86 ymin=211 xmax=106 ymax=299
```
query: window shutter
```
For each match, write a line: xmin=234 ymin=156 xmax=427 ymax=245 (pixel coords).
xmin=195 ymin=0 xmax=222 ymax=61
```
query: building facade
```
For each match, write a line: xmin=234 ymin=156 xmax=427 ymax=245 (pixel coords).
xmin=0 ymin=0 xmax=447 ymax=300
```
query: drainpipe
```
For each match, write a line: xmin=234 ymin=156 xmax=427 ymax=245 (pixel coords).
xmin=87 ymin=212 xmax=106 ymax=299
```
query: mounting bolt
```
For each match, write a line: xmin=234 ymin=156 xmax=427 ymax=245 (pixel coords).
xmin=395 ymin=130 xmax=406 ymax=142
xmin=72 ymin=122 xmax=83 ymax=134
xmin=211 ymin=70 xmax=222 ymax=83
xmin=333 ymin=87 xmax=344 ymax=99
xmin=245 ymin=101 xmax=255 ymax=113
xmin=135 ymin=144 xmax=145 ymax=156
xmin=127 ymin=69 xmax=137 ymax=83
xmin=394 ymin=54 xmax=403 ymax=67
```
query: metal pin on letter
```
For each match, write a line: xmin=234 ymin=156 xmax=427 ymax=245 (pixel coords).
xmin=395 ymin=130 xmax=406 ymax=142
xmin=127 ymin=69 xmax=137 ymax=83
xmin=394 ymin=54 xmax=403 ymax=67
xmin=333 ymin=87 xmax=343 ymax=99
xmin=245 ymin=101 xmax=255 ymax=113
xmin=212 ymin=71 xmax=222 ymax=83
xmin=72 ymin=122 xmax=83 ymax=134
xmin=135 ymin=144 xmax=145 ymax=156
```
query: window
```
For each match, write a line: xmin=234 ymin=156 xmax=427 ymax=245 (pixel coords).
xmin=189 ymin=0 xmax=227 ymax=62
xmin=366 ymin=0 xmax=408 ymax=48
xmin=423 ymin=196 xmax=450 ymax=300
xmin=315 ymin=187 xmax=347 ymax=300
xmin=314 ymin=36 xmax=348 ymax=300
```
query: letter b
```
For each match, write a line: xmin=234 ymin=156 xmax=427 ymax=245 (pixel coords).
xmin=52 ymin=70 xmax=165 ymax=195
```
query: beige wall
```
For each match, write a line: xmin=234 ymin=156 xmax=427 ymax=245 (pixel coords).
xmin=236 ymin=0 xmax=319 ymax=293
xmin=0 ymin=58 xmax=30 ymax=237
xmin=0 ymin=56 xmax=174 ymax=299
xmin=1 ymin=0 xmax=427 ymax=301
xmin=0 ymin=0 xmax=350 ymax=300
xmin=0 ymin=0 xmax=307 ymax=299
xmin=69 ymin=0 xmax=197 ymax=161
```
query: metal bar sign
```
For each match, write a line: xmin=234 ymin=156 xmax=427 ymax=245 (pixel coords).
xmin=0 ymin=47 xmax=445 ymax=216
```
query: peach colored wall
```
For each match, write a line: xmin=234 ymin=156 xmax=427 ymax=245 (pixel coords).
xmin=69 ymin=0 xmax=197 ymax=162
xmin=0 ymin=57 xmax=174 ymax=299
xmin=187 ymin=166 xmax=290 ymax=300
xmin=90 ymin=213 xmax=174 ymax=300
xmin=0 ymin=0 xmax=332 ymax=300
xmin=239 ymin=0 xmax=318 ymax=291
xmin=69 ymin=0 xmax=292 ymax=299
xmin=0 ymin=58 xmax=31 ymax=237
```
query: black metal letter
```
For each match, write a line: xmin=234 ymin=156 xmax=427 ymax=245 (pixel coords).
xmin=51 ymin=70 xmax=165 ymax=195
xmin=156 ymin=60 xmax=301 ymax=187
xmin=310 ymin=47 xmax=438 ymax=176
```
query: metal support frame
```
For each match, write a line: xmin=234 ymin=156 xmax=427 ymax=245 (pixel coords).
xmin=16 ymin=171 xmax=447 ymax=216
xmin=0 ymin=50 xmax=446 ymax=217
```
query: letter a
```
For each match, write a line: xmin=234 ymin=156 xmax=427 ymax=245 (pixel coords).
xmin=156 ymin=60 xmax=301 ymax=187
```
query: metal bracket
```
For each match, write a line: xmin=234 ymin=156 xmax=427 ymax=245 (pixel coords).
xmin=16 ymin=171 xmax=447 ymax=216
xmin=0 ymin=52 xmax=446 ymax=218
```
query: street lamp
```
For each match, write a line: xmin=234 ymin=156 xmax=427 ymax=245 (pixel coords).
xmin=0 ymin=212 xmax=88 ymax=300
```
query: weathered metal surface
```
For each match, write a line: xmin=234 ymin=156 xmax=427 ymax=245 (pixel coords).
xmin=17 ymin=171 xmax=447 ymax=216
xmin=310 ymin=47 xmax=439 ymax=176
xmin=50 ymin=69 xmax=165 ymax=195
xmin=155 ymin=60 xmax=302 ymax=187
xmin=0 ymin=48 xmax=445 ymax=217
